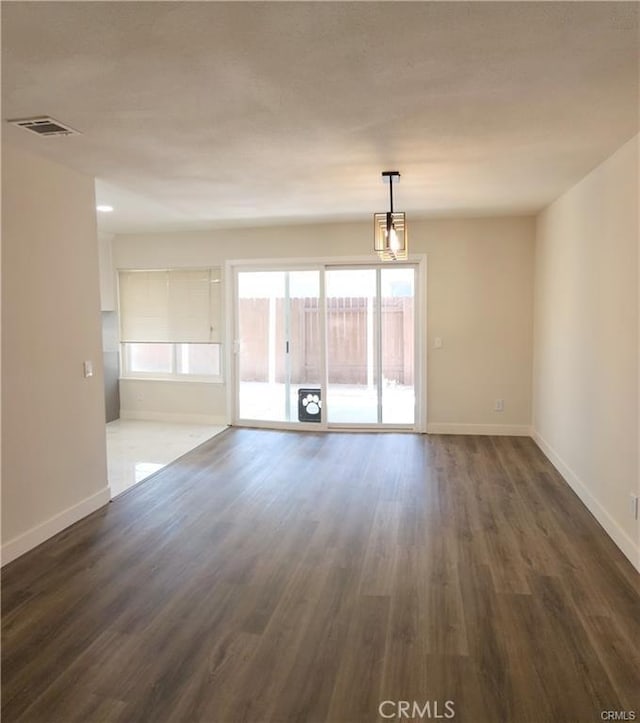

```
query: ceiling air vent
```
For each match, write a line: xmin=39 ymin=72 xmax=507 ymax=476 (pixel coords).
xmin=8 ymin=116 xmax=80 ymax=137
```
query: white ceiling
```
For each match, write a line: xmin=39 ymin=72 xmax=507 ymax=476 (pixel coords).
xmin=2 ymin=2 xmax=638 ymax=234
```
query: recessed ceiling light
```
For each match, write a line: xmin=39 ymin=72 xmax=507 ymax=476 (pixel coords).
xmin=96 ymin=205 xmax=114 ymax=213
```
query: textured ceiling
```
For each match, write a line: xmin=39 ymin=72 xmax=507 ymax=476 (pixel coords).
xmin=2 ymin=2 xmax=638 ymax=234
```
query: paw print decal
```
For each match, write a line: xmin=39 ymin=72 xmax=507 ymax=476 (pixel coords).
xmin=301 ymin=393 xmax=321 ymax=416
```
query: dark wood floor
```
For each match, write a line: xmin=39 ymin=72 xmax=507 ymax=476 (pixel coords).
xmin=2 ymin=429 xmax=639 ymax=723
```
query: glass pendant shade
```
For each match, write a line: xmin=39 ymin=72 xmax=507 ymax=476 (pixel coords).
xmin=373 ymin=210 xmax=407 ymax=261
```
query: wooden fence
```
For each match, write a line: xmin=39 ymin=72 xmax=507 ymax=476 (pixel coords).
xmin=239 ymin=297 xmax=414 ymax=385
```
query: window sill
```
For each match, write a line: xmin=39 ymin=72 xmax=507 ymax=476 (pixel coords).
xmin=120 ymin=376 xmax=224 ymax=385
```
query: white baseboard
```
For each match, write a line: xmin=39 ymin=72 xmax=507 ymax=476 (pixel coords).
xmin=119 ymin=410 xmax=228 ymax=425
xmin=1 ymin=486 xmax=111 ymax=567
xmin=426 ymin=423 xmax=533 ymax=436
xmin=532 ymin=430 xmax=640 ymax=573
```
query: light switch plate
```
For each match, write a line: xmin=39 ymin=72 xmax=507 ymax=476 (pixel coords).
xmin=83 ymin=360 xmax=93 ymax=378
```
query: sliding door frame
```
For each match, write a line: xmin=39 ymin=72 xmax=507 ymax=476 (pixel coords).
xmin=225 ymin=254 xmax=427 ymax=433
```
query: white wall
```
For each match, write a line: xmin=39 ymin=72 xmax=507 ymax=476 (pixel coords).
xmin=114 ymin=216 xmax=535 ymax=433
xmin=2 ymin=145 xmax=110 ymax=564
xmin=98 ymin=231 xmax=116 ymax=311
xmin=119 ymin=379 xmax=226 ymax=424
xmin=533 ymin=134 xmax=639 ymax=569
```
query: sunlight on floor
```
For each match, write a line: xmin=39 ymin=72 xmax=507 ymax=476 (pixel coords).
xmin=106 ymin=419 xmax=227 ymax=497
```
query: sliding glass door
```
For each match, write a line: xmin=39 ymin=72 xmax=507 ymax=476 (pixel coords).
xmin=326 ymin=269 xmax=378 ymax=423
xmin=237 ymin=270 xmax=322 ymax=424
xmin=380 ymin=267 xmax=415 ymax=424
xmin=326 ymin=267 xmax=415 ymax=425
xmin=235 ymin=264 xmax=416 ymax=428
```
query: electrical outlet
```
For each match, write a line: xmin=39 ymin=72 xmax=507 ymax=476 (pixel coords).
xmin=494 ymin=399 xmax=504 ymax=412
xmin=630 ymin=494 xmax=639 ymax=520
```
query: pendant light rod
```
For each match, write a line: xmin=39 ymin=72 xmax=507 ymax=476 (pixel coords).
xmin=381 ymin=170 xmax=400 ymax=213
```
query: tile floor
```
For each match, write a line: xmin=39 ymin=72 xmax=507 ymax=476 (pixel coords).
xmin=106 ymin=419 xmax=227 ymax=497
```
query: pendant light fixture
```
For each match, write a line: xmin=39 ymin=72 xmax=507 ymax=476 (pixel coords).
xmin=373 ymin=170 xmax=407 ymax=261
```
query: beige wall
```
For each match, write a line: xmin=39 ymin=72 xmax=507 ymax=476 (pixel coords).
xmin=2 ymin=145 xmax=109 ymax=564
xmin=114 ymin=216 xmax=535 ymax=432
xmin=533 ymin=134 xmax=639 ymax=569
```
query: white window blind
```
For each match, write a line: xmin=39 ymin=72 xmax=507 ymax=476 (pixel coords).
xmin=119 ymin=268 xmax=221 ymax=343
